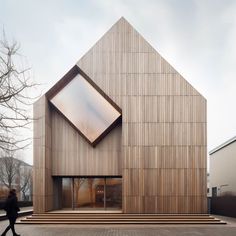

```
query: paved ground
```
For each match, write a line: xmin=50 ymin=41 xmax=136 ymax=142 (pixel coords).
xmin=0 ymin=215 xmax=236 ymax=236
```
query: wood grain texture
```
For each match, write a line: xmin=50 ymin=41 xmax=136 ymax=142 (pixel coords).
xmin=51 ymin=108 xmax=122 ymax=176
xmin=77 ymin=17 xmax=207 ymax=213
xmin=33 ymin=95 xmax=54 ymax=213
xmin=34 ymin=17 xmax=207 ymax=213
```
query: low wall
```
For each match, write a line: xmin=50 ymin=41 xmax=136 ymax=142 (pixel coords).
xmin=210 ymin=196 xmax=236 ymax=217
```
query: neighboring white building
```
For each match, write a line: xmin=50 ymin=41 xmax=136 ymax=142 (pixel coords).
xmin=209 ymin=136 xmax=236 ymax=197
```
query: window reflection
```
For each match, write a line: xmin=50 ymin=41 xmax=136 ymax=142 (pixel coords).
xmin=74 ymin=178 xmax=105 ymax=209
xmin=61 ymin=177 xmax=122 ymax=210
xmin=50 ymin=74 xmax=121 ymax=143
xmin=105 ymin=178 xmax=122 ymax=209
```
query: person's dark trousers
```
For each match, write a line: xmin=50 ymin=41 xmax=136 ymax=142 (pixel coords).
xmin=1 ymin=217 xmax=20 ymax=236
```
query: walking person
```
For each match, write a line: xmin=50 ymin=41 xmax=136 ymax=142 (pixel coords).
xmin=1 ymin=189 xmax=20 ymax=236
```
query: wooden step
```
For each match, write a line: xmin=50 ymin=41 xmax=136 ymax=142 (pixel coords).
xmin=32 ymin=213 xmax=211 ymax=216
xmin=21 ymin=218 xmax=221 ymax=222
xmin=17 ymin=220 xmax=226 ymax=225
xmin=30 ymin=214 xmax=213 ymax=218
xmin=17 ymin=213 xmax=226 ymax=225
xmin=28 ymin=215 xmax=215 ymax=219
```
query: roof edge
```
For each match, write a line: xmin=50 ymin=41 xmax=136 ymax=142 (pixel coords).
xmin=209 ymin=136 xmax=236 ymax=155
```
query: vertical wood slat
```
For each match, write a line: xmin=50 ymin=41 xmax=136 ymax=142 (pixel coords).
xmin=33 ymin=96 xmax=53 ymax=213
xmin=51 ymin=110 xmax=122 ymax=176
xmin=34 ymin=18 xmax=207 ymax=213
xmin=77 ymin=18 xmax=207 ymax=214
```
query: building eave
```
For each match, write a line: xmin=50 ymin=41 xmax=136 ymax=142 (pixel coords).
xmin=209 ymin=136 xmax=236 ymax=155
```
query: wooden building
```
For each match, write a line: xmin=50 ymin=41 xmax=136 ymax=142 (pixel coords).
xmin=33 ymin=17 xmax=207 ymax=214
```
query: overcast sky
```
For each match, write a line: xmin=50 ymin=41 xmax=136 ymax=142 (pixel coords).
xmin=1 ymin=0 xmax=236 ymax=164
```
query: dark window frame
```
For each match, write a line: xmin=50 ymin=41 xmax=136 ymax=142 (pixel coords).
xmin=46 ymin=65 xmax=122 ymax=147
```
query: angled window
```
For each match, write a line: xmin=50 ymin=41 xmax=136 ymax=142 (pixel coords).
xmin=48 ymin=67 xmax=121 ymax=146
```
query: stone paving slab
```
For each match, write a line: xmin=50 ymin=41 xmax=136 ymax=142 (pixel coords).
xmin=0 ymin=215 xmax=236 ymax=236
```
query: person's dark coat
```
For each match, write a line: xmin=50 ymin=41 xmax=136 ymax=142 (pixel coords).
xmin=3 ymin=195 xmax=20 ymax=218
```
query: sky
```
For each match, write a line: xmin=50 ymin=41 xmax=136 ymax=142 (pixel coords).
xmin=1 ymin=0 xmax=236 ymax=165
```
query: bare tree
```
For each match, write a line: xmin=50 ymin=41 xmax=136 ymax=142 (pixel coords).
xmin=87 ymin=179 xmax=95 ymax=206
xmin=73 ymin=178 xmax=85 ymax=207
xmin=0 ymin=148 xmax=21 ymax=189
xmin=20 ymin=167 xmax=32 ymax=201
xmin=0 ymin=146 xmax=33 ymax=201
xmin=0 ymin=32 xmax=38 ymax=151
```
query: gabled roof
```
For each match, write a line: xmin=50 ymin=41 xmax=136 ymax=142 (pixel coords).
xmin=43 ymin=17 xmax=205 ymax=146
xmin=209 ymin=136 xmax=236 ymax=155
xmin=77 ymin=17 xmax=205 ymax=100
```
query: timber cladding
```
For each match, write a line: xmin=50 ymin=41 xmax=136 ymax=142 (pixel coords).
xmin=33 ymin=17 xmax=207 ymax=213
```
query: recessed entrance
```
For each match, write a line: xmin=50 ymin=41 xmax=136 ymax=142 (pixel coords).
xmin=62 ymin=177 xmax=122 ymax=211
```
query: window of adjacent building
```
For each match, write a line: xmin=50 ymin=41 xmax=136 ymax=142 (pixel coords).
xmin=212 ymin=187 xmax=217 ymax=197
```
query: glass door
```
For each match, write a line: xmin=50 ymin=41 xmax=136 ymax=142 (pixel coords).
xmin=105 ymin=178 xmax=122 ymax=209
xmin=62 ymin=177 xmax=122 ymax=210
xmin=62 ymin=178 xmax=72 ymax=209
xmin=73 ymin=178 xmax=105 ymax=209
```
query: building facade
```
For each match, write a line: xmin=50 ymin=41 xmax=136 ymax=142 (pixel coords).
xmin=209 ymin=136 xmax=236 ymax=197
xmin=33 ymin=18 xmax=207 ymax=214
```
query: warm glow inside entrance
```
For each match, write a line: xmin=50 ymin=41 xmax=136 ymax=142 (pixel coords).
xmin=62 ymin=177 xmax=122 ymax=210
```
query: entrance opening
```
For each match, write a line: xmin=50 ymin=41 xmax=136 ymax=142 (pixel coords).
xmin=62 ymin=177 xmax=122 ymax=211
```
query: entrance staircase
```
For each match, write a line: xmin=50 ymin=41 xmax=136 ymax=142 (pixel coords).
xmin=17 ymin=213 xmax=226 ymax=224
